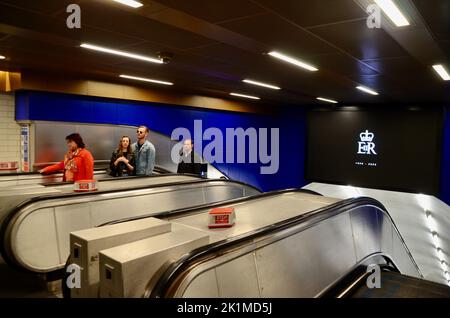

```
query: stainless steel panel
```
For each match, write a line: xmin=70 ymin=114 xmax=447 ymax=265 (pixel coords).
xmin=392 ymin=231 xmax=422 ymax=277
xmin=379 ymin=210 xmax=394 ymax=258
xmin=99 ymin=224 xmax=209 ymax=297
xmin=255 ymin=213 xmax=356 ymax=297
xmin=70 ymin=218 xmax=171 ymax=298
xmin=203 ymin=184 xmax=254 ymax=203
xmin=215 ymin=252 xmax=260 ymax=298
xmin=149 ymin=130 xmax=178 ymax=172
xmin=13 ymin=208 xmax=60 ymax=272
xmin=35 ymin=122 xmax=76 ymax=163
xmin=77 ymin=124 xmax=115 ymax=161
xmin=182 ymin=269 xmax=220 ymax=298
xmin=349 ymin=206 xmax=381 ymax=261
xmin=54 ymin=204 xmax=93 ymax=264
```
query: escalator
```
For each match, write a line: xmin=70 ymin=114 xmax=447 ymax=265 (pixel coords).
xmin=121 ymin=194 xmax=432 ymax=298
xmin=0 ymin=177 xmax=260 ymax=275
xmin=59 ymin=188 xmax=450 ymax=298
xmin=63 ymin=188 xmax=323 ymax=298
xmin=321 ymin=264 xmax=450 ymax=298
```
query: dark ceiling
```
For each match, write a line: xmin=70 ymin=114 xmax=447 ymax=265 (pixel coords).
xmin=0 ymin=0 xmax=449 ymax=107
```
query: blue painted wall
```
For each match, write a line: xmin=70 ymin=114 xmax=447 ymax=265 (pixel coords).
xmin=15 ymin=90 xmax=307 ymax=192
xmin=441 ymin=106 xmax=450 ymax=205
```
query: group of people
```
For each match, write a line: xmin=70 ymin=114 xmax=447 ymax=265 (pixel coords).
xmin=39 ymin=125 xmax=202 ymax=182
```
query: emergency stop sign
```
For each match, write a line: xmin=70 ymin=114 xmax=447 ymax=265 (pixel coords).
xmin=73 ymin=179 xmax=98 ymax=192
xmin=208 ymin=207 xmax=235 ymax=228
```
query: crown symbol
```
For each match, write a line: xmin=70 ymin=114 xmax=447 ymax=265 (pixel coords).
xmin=360 ymin=130 xmax=374 ymax=142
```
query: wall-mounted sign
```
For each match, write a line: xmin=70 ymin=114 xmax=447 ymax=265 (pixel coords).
xmin=20 ymin=124 xmax=30 ymax=172
xmin=357 ymin=130 xmax=377 ymax=155
xmin=306 ymin=109 xmax=442 ymax=195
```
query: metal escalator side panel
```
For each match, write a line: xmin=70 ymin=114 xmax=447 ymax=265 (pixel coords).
xmin=148 ymin=197 xmax=420 ymax=298
xmin=3 ymin=179 xmax=260 ymax=273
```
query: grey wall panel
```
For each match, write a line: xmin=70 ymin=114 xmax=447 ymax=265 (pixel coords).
xmin=215 ymin=252 xmax=260 ymax=298
xmin=392 ymin=231 xmax=422 ymax=277
xmin=33 ymin=121 xmax=224 ymax=177
xmin=379 ymin=210 xmax=394 ymax=258
xmin=35 ymin=122 xmax=76 ymax=163
xmin=349 ymin=207 xmax=381 ymax=261
xmin=182 ymin=269 xmax=220 ymax=298
xmin=77 ymin=125 xmax=115 ymax=161
xmin=255 ymin=214 xmax=356 ymax=297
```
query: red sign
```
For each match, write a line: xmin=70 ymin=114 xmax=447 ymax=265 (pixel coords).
xmin=214 ymin=215 xmax=229 ymax=224
xmin=208 ymin=207 xmax=235 ymax=228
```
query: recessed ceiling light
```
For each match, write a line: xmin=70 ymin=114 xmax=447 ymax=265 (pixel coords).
xmin=81 ymin=43 xmax=162 ymax=64
xmin=120 ymin=74 xmax=173 ymax=86
xmin=432 ymin=64 xmax=450 ymax=81
xmin=268 ymin=51 xmax=318 ymax=72
xmin=230 ymin=93 xmax=260 ymax=100
xmin=113 ymin=0 xmax=143 ymax=8
xmin=243 ymin=79 xmax=280 ymax=90
xmin=356 ymin=85 xmax=379 ymax=95
xmin=316 ymin=97 xmax=338 ymax=104
xmin=374 ymin=0 xmax=410 ymax=27
xmin=0 ymin=55 xmax=5 ymax=60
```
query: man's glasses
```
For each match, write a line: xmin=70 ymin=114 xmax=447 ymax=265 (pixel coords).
xmin=137 ymin=131 xmax=145 ymax=134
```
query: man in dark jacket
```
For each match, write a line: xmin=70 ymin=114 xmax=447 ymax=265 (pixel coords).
xmin=177 ymin=139 xmax=202 ymax=176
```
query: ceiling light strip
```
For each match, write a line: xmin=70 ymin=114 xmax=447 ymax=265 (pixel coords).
xmin=374 ymin=0 xmax=410 ymax=27
xmin=81 ymin=43 xmax=162 ymax=64
xmin=356 ymin=86 xmax=379 ymax=95
xmin=243 ymin=79 xmax=280 ymax=90
xmin=432 ymin=65 xmax=450 ymax=81
xmin=230 ymin=93 xmax=260 ymax=100
xmin=316 ymin=97 xmax=338 ymax=104
xmin=113 ymin=0 xmax=143 ymax=8
xmin=268 ymin=51 xmax=318 ymax=72
xmin=120 ymin=74 xmax=173 ymax=85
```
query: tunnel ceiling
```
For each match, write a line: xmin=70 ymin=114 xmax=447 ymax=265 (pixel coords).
xmin=0 ymin=0 xmax=449 ymax=106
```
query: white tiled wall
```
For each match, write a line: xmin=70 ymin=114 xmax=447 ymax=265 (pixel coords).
xmin=0 ymin=92 xmax=20 ymax=164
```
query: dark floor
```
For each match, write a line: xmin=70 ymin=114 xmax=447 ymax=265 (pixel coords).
xmin=350 ymin=272 xmax=450 ymax=298
xmin=0 ymin=256 xmax=61 ymax=298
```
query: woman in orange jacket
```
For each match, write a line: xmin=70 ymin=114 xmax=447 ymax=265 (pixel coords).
xmin=39 ymin=133 xmax=94 ymax=182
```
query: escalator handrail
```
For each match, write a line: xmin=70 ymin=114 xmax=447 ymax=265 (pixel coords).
xmin=98 ymin=188 xmax=322 ymax=227
xmin=317 ymin=252 xmax=400 ymax=298
xmin=0 ymin=165 xmax=170 ymax=181
xmin=41 ymin=165 xmax=173 ymax=187
xmin=0 ymin=177 xmax=261 ymax=272
xmin=0 ymin=167 xmax=107 ymax=178
xmin=148 ymin=196 xmax=422 ymax=298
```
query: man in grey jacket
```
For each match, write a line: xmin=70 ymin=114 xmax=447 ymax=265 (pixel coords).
xmin=132 ymin=125 xmax=156 ymax=176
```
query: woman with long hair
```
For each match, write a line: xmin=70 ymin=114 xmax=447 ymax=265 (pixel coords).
xmin=39 ymin=133 xmax=94 ymax=182
xmin=109 ymin=136 xmax=135 ymax=177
